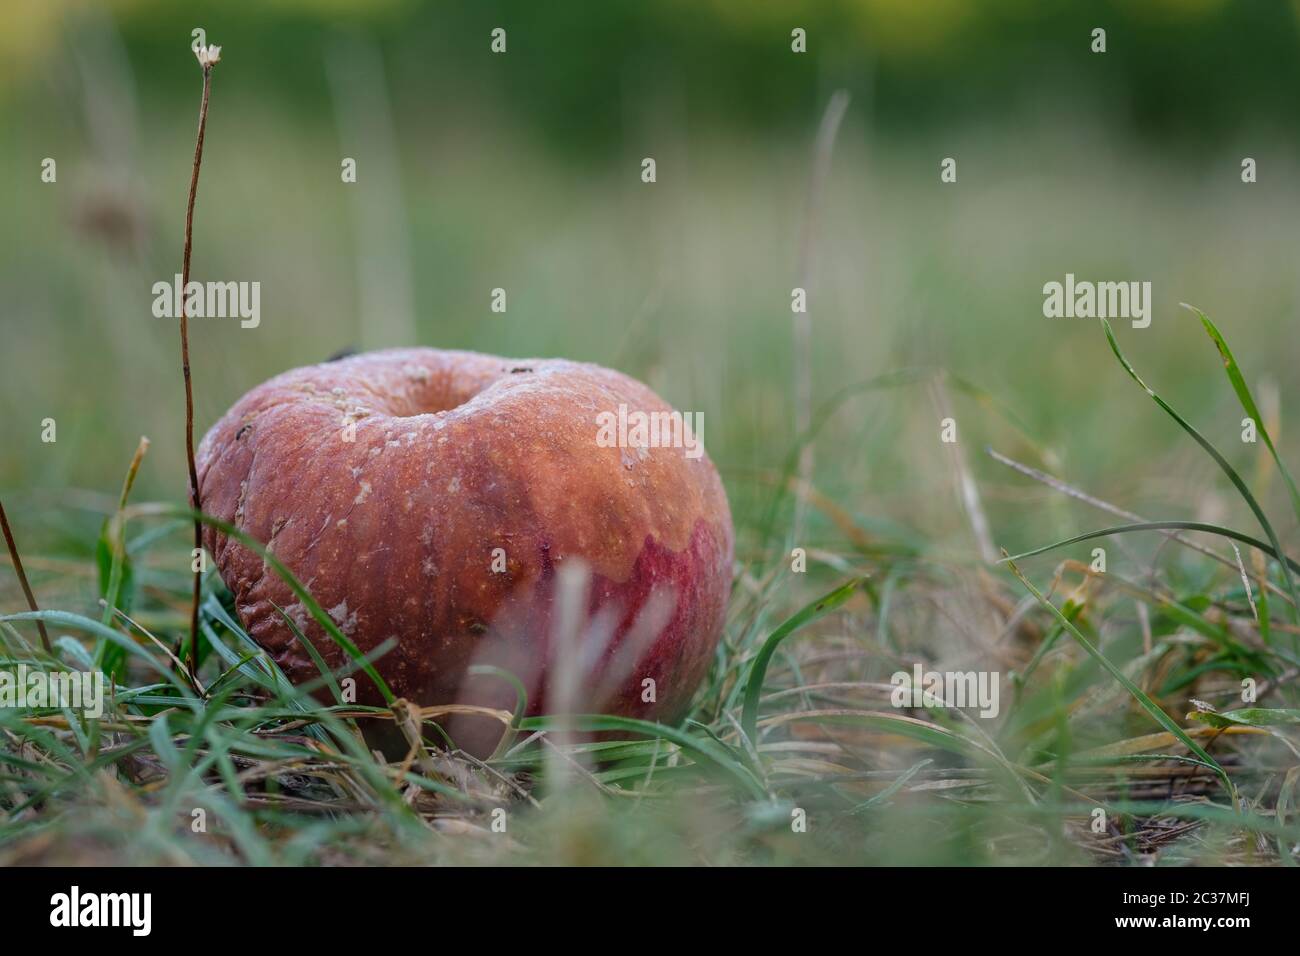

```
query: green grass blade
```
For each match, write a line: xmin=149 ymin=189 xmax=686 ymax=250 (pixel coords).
xmin=740 ymin=578 xmax=863 ymax=744
xmin=1188 ymin=706 xmax=1300 ymax=728
xmin=272 ymin=599 xmax=343 ymax=704
xmin=849 ymin=758 xmax=932 ymax=813
xmin=94 ymin=439 xmax=149 ymax=681
xmin=93 ymin=521 xmax=133 ymax=681
xmin=147 ymin=504 xmax=395 ymax=703
xmin=999 ymin=520 xmax=1300 ymax=576
xmin=1185 ymin=302 xmax=1300 ymax=523
xmin=1 ymin=609 xmax=196 ymax=700
xmin=1005 ymin=555 xmax=1237 ymax=803
xmin=1102 ymin=318 xmax=1299 ymax=626
xmin=516 ymin=713 xmax=766 ymax=798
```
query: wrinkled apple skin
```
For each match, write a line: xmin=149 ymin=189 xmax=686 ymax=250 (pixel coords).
xmin=196 ymin=349 xmax=733 ymax=748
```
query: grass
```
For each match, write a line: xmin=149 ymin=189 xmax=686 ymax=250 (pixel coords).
xmin=2 ymin=306 xmax=1299 ymax=866
xmin=3 ymin=24 xmax=1299 ymax=862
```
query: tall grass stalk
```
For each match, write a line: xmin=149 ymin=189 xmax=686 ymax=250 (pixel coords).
xmin=178 ymin=43 xmax=220 ymax=670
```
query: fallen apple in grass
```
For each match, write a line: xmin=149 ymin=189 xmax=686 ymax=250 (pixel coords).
xmin=196 ymin=348 xmax=733 ymax=750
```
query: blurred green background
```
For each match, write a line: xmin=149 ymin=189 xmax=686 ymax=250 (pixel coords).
xmin=4 ymin=0 xmax=1300 ymax=601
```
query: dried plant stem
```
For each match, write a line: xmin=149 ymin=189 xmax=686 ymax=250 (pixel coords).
xmin=180 ymin=59 xmax=216 ymax=670
xmin=791 ymin=89 xmax=850 ymax=545
xmin=0 ymin=499 xmax=52 ymax=653
xmin=986 ymin=445 xmax=1294 ymax=607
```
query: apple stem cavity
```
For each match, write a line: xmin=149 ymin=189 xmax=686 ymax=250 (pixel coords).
xmin=0 ymin=498 xmax=52 ymax=654
xmin=178 ymin=43 xmax=220 ymax=671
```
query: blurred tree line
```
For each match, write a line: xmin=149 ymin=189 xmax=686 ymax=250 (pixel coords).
xmin=3 ymin=0 xmax=1296 ymax=153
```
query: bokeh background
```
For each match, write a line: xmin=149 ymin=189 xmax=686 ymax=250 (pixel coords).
xmin=4 ymin=0 xmax=1300 ymax=604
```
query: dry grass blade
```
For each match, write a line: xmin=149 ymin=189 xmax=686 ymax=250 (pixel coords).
xmin=792 ymin=88 xmax=850 ymax=544
xmin=0 ymin=498 xmax=51 ymax=653
xmin=988 ymin=446 xmax=1292 ymax=606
